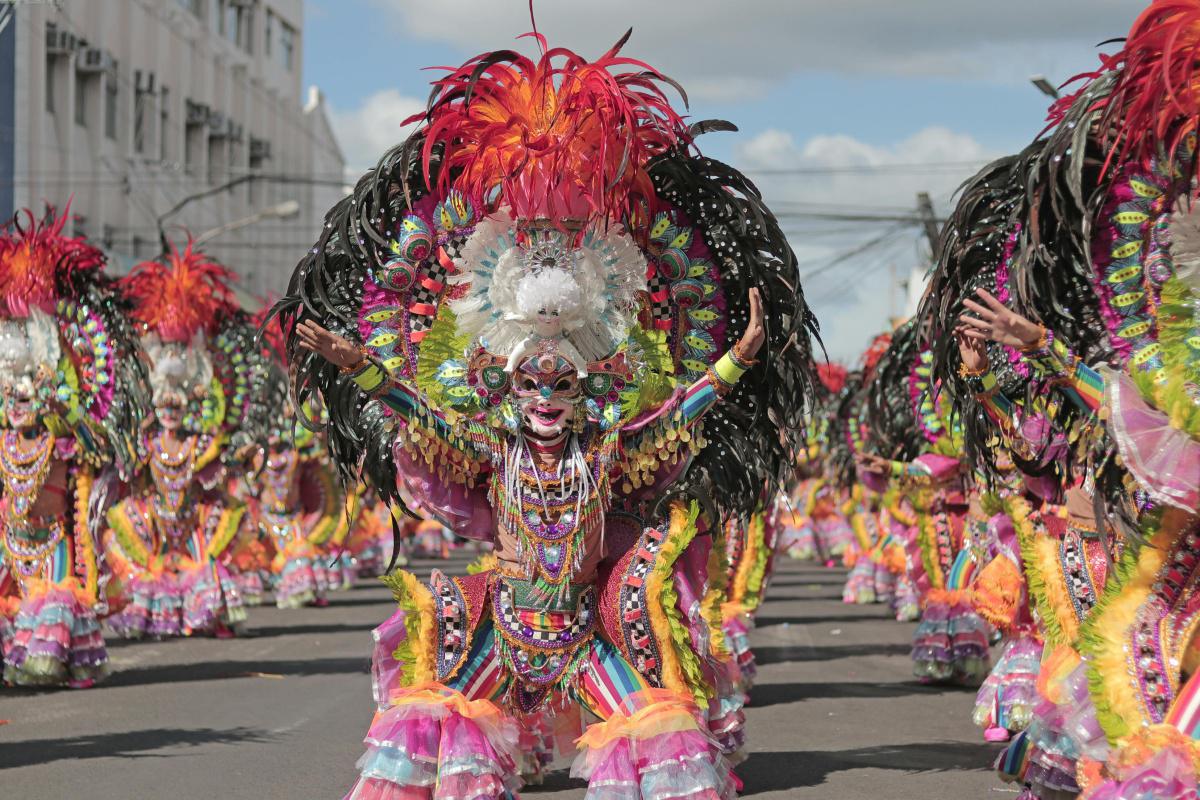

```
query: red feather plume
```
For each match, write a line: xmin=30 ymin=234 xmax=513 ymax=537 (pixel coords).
xmin=861 ymin=332 xmax=893 ymax=379
xmin=121 ymin=241 xmax=238 ymax=343
xmin=0 ymin=204 xmax=105 ymax=319
xmin=816 ymin=361 xmax=848 ymax=393
xmin=1096 ymin=1 xmax=1200 ymax=175
xmin=411 ymin=32 xmax=690 ymax=223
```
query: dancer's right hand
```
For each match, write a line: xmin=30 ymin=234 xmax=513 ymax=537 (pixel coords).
xmin=959 ymin=288 xmax=1042 ymax=349
xmin=954 ymin=326 xmax=988 ymax=374
xmin=296 ymin=320 xmax=364 ymax=370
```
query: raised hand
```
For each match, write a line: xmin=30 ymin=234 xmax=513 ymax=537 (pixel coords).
xmin=734 ymin=288 xmax=766 ymax=361
xmin=959 ymin=288 xmax=1042 ymax=349
xmin=954 ymin=325 xmax=989 ymax=374
xmin=295 ymin=320 xmax=364 ymax=370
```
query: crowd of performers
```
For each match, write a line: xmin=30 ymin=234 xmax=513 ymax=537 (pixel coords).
xmin=20 ymin=2 xmax=1200 ymax=798
xmin=783 ymin=2 xmax=1200 ymax=797
xmin=0 ymin=208 xmax=468 ymax=688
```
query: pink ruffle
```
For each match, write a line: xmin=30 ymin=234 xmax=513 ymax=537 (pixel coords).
xmin=1104 ymin=366 xmax=1200 ymax=511
xmin=344 ymin=687 xmax=521 ymax=800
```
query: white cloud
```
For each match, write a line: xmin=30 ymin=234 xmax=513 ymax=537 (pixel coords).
xmin=371 ymin=0 xmax=1134 ymax=100
xmin=328 ymin=88 xmax=426 ymax=173
xmin=733 ymin=126 xmax=997 ymax=361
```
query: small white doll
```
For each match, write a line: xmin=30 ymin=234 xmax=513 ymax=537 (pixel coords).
xmin=504 ymin=268 xmax=589 ymax=378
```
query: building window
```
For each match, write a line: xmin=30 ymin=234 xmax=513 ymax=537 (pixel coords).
xmin=264 ymin=10 xmax=273 ymax=56
xmin=280 ymin=22 xmax=295 ymax=70
xmin=160 ymin=86 xmax=170 ymax=161
xmin=176 ymin=0 xmax=200 ymax=14
xmin=104 ymin=73 xmax=118 ymax=140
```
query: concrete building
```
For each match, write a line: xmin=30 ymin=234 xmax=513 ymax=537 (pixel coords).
xmin=0 ymin=0 xmax=346 ymax=300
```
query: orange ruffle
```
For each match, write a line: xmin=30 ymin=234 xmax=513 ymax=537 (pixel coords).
xmin=576 ymin=689 xmax=700 ymax=750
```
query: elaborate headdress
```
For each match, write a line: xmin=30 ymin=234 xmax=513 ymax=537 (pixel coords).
xmin=123 ymin=243 xmax=273 ymax=448
xmin=280 ymin=32 xmax=819 ymax=518
xmin=0 ymin=205 xmax=150 ymax=473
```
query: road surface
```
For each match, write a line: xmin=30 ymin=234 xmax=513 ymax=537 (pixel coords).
xmin=1 ymin=555 xmax=1003 ymax=798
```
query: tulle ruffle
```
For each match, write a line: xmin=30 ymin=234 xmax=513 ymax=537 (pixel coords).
xmin=1083 ymin=746 xmax=1198 ymax=800
xmin=892 ymin=574 xmax=920 ymax=622
xmin=233 ymin=570 xmax=266 ymax=607
xmin=3 ymin=582 xmax=109 ymax=687
xmin=1002 ymin=661 xmax=1108 ymax=795
xmin=842 ymin=556 xmax=876 ymax=604
xmin=974 ymin=635 xmax=1042 ymax=733
xmin=780 ymin=521 xmax=817 ymax=560
xmin=572 ymin=690 xmax=736 ymax=800
xmin=274 ymin=550 xmax=332 ymax=609
xmin=343 ymin=683 xmax=521 ymax=800
xmin=911 ymin=593 xmax=991 ymax=683
xmin=181 ymin=561 xmax=246 ymax=635
xmin=106 ymin=571 xmax=185 ymax=639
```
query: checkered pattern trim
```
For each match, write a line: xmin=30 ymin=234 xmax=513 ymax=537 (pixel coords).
xmin=408 ymin=259 xmax=450 ymax=336
xmin=493 ymin=580 xmax=595 ymax=649
xmin=1059 ymin=532 xmax=1096 ymax=621
xmin=432 ymin=570 xmax=470 ymax=681
xmin=648 ymin=273 xmax=672 ymax=325
xmin=619 ymin=524 xmax=666 ymax=684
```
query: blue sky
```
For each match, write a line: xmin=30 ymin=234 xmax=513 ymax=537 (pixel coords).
xmin=303 ymin=0 xmax=1141 ymax=360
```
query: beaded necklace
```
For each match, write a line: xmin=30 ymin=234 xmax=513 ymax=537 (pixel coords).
xmin=494 ymin=431 xmax=608 ymax=594
xmin=149 ymin=432 xmax=200 ymax=522
xmin=0 ymin=430 xmax=55 ymax=520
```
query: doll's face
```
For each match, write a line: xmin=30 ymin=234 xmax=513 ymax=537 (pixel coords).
xmin=532 ymin=309 xmax=564 ymax=338
xmin=513 ymin=352 xmax=580 ymax=439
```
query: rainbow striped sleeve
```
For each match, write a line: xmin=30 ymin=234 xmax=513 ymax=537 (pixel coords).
xmin=1024 ymin=338 xmax=1102 ymax=414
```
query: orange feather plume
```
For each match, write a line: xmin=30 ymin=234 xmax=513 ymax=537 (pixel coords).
xmin=121 ymin=241 xmax=238 ymax=343
xmin=413 ymin=32 xmax=689 ymax=223
xmin=0 ymin=205 xmax=105 ymax=319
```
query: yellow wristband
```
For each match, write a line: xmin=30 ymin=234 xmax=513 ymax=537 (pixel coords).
xmin=351 ymin=363 xmax=387 ymax=394
xmin=714 ymin=352 xmax=748 ymax=386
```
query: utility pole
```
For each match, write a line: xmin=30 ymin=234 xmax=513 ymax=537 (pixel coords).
xmin=916 ymin=192 xmax=940 ymax=252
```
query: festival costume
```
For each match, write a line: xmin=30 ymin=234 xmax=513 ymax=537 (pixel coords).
xmin=280 ymin=31 xmax=815 ymax=798
xmin=0 ymin=206 xmax=149 ymax=687
xmin=103 ymin=245 xmax=270 ymax=638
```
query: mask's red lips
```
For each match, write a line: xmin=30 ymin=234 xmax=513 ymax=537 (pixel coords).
xmin=531 ymin=407 xmax=565 ymax=425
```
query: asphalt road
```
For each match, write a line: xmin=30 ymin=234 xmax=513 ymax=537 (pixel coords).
xmin=0 ymin=555 xmax=1003 ymax=799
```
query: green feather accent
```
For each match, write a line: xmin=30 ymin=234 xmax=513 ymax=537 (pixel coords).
xmin=415 ymin=305 xmax=475 ymax=410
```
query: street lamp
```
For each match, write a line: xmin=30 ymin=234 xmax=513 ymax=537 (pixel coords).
xmin=1030 ymin=75 xmax=1059 ymax=100
xmin=192 ymin=199 xmax=301 ymax=247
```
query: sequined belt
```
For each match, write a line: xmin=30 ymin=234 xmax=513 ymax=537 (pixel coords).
xmin=491 ymin=576 xmax=596 ymax=710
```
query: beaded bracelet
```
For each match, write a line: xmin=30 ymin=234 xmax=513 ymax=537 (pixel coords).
xmin=729 ymin=342 xmax=759 ymax=370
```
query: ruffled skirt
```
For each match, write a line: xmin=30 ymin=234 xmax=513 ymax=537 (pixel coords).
xmin=3 ymin=582 xmax=109 ymax=687
xmin=181 ymin=561 xmax=247 ymax=635
xmin=973 ymin=635 xmax=1041 ymax=734
xmin=911 ymin=593 xmax=990 ymax=683
xmin=107 ymin=571 xmax=185 ymax=639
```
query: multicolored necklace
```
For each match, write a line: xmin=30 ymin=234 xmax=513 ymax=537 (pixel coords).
xmin=0 ymin=430 xmax=55 ymax=520
xmin=495 ymin=432 xmax=608 ymax=592
xmin=149 ymin=432 xmax=200 ymax=521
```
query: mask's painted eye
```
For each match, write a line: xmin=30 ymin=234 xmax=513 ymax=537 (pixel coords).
xmin=520 ymin=377 xmax=538 ymax=391
xmin=555 ymin=378 xmax=574 ymax=392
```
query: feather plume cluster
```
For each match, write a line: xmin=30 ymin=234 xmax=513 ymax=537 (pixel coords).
xmin=1097 ymin=0 xmax=1200 ymax=177
xmin=412 ymin=31 xmax=689 ymax=223
xmin=0 ymin=205 xmax=105 ymax=319
xmin=121 ymin=241 xmax=237 ymax=343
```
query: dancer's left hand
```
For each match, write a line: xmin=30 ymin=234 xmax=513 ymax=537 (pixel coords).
xmin=735 ymin=288 xmax=766 ymax=361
